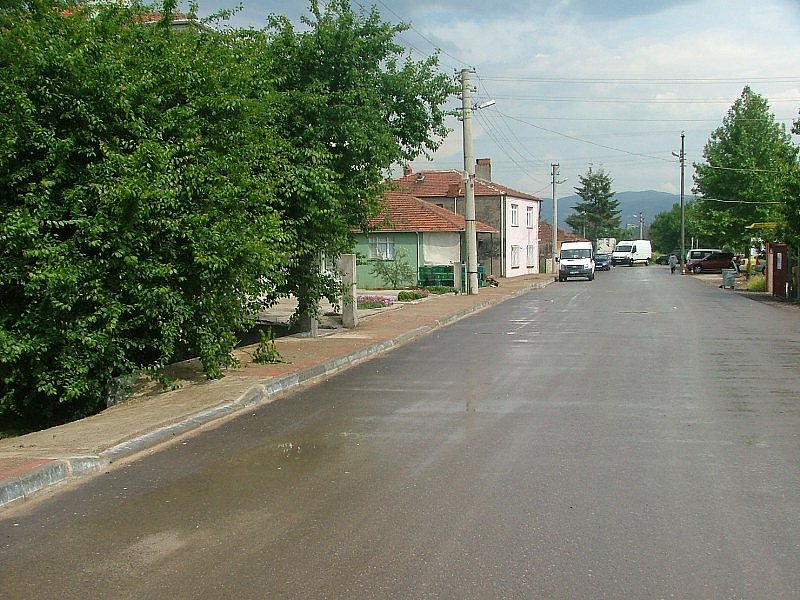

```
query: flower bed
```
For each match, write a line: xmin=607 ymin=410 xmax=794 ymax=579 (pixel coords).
xmin=356 ymin=295 xmax=394 ymax=309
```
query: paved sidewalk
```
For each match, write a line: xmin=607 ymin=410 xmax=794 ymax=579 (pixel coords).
xmin=0 ymin=274 xmax=554 ymax=510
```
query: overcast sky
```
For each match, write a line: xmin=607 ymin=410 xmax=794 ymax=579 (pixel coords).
xmin=196 ymin=0 xmax=800 ymax=197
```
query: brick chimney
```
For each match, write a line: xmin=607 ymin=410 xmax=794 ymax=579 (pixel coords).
xmin=403 ymin=165 xmax=413 ymax=177
xmin=476 ymin=158 xmax=492 ymax=181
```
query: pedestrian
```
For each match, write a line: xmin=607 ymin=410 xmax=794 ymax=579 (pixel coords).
xmin=669 ymin=254 xmax=678 ymax=274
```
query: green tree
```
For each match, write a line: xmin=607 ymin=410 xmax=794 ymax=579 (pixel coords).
xmin=649 ymin=204 xmax=682 ymax=254
xmin=261 ymin=1 xmax=454 ymax=323
xmin=693 ymin=86 xmax=799 ymax=250
xmin=0 ymin=1 xmax=290 ymax=424
xmin=784 ymin=113 xmax=800 ymax=244
xmin=649 ymin=201 xmax=700 ymax=254
xmin=0 ymin=0 xmax=453 ymax=427
xmin=369 ymin=248 xmax=415 ymax=289
xmin=565 ymin=166 xmax=621 ymax=240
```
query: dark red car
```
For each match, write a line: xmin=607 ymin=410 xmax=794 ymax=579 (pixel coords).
xmin=686 ymin=251 xmax=737 ymax=274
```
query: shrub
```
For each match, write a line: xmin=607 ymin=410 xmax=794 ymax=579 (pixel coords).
xmin=742 ymin=274 xmax=766 ymax=292
xmin=251 ymin=329 xmax=284 ymax=364
xmin=369 ymin=248 xmax=415 ymax=289
xmin=397 ymin=290 xmax=428 ymax=301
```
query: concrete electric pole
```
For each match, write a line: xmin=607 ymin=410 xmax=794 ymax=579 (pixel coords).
xmin=673 ymin=131 xmax=686 ymax=274
xmin=551 ymin=163 xmax=566 ymax=276
xmin=460 ymin=68 xmax=479 ymax=295
xmin=679 ymin=132 xmax=686 ymax=274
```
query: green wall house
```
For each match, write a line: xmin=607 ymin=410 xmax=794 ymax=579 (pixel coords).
xmin=354 ymin=190 xmax=498 ymax=290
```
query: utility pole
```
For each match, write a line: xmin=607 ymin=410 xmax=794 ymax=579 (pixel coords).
xmin=551 ymin=163 xmax=565 ymax=275
xmin=679 ymin=131 xmax=686 ymax=274
xmin=460 ymin=68 xmax=479 ymax=295
xmin=673 ymin=132 xmax=686 ymax=273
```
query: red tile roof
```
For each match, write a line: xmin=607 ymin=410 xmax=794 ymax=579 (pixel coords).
xmin=395 ymin=169 xmax=540 ymax=202
xmin=368 ymin=190 xmax=498 ymax=233
xmin=538 ymin=221 xmax=588 ymax=243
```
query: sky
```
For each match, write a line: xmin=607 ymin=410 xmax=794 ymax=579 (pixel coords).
xmin=195 ymin=0 xmax=800 ymax=198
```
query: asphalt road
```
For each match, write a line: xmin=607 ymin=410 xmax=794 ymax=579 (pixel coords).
xmin=2 ymin=266 xmax=799 ymax=599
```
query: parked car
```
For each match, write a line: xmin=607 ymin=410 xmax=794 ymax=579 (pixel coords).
xmin=686 ymin=251 xmax=737 ymax=274
xmin=594 ymin=253 xmax=612 ymax=271
xmin=738 ymin=252 xmax=766 ymax=273
xmin=686 ymin=248 xmax=721 ymax=262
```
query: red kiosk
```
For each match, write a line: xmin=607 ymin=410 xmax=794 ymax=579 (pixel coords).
xmin=765 ymin=242 xmax=789 ymax=298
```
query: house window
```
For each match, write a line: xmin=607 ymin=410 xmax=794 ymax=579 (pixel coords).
xmin=526 ymin=205 xmax=534 ymax=229
xmin=527 ymin=245 xmax=536 ymax=267
xmin=511 ymin=245 xmax=520 ymax=268
xmin=369 ymin=235 xmax=395 ymax=260
xmin=510 ymin=203 xmax=519 ymax=227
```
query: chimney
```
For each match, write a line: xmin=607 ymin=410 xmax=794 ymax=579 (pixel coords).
xmin=476 ymin=158 xmax=492 ymax=181
xmin=403 ymin=165 xmax=413 ymax=177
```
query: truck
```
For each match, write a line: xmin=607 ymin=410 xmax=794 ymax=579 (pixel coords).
xmin=611 ymin=239 xmax=652 ymax=266
xmin=557 ymin=241 xmax=595 ymax=281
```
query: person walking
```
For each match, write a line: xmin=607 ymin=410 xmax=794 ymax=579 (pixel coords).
xmin=669 ymin=253 xmax=678 ymax=274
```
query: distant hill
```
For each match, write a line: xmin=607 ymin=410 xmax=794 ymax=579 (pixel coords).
xmin=539 ymin=190 xmax=680 ymax=232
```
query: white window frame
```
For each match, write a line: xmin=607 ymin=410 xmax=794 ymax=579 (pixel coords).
xmin=510 ymin=203 xmax=519 ymax=227
xmin=369 ymin=235 xmax=395 ymax=260
xmin=527 ymin=244 xmax=536 ymax=267
xmin=511 ymin=245 xmax=521 ymax=268
xmin=526 ymin=205 xmax=534 ymax=229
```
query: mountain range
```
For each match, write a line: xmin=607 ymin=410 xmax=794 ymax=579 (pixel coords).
xmin=539 ymin=190 xmax=681 ymax=232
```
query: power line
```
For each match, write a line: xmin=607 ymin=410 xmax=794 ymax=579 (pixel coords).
xmin=700 ymin=197 xmax=783 ymax=204
xmin=700 ymin=164 xmax=787 ymax=174
xmin=481 ymin=76 xmax=800 ymax=85
xmin=485 ymin=95 xmax=800 ymax=105
xmin=372 ymin=0 xmax=470 ymax=69
xmin=496 ymin=111 xmax=675 ymax=163
xmin=480 ymin=114 xmax=797 ymax=123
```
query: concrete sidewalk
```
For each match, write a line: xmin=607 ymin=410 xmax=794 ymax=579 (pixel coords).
xmin=0 ymin=274 xmax=554 ymax=510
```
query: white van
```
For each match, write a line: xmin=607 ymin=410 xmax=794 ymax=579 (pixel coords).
xmin=557 ymin=241 xmax=594 ymax=281
xmin=611 ymin=239 xmax=652 ymax=266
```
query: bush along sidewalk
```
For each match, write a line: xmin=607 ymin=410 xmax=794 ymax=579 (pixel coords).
xmin=397 ymin=290 xmax=428 ymax=301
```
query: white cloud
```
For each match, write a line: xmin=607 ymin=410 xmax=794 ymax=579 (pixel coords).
xmin=197 ymin=0 xmax=800 ymax=195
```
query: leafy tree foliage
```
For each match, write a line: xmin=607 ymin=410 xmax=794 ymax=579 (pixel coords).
xmin=649 ymin=201 xmax=701 ymax=254
xmin=692 ymin=86 xmax=800 ymax=249
xmin=648 ymin=204 xmax=682 ymax=254
xmin=1 ymin=1 xmax=451 ymax=427
xmin=785 ymin=114 xmax=800 ymax=243
xmin=565 ymin=166 xmax=621 ymax=240
xmin=369 ymin=248 xmax=416 ymax=289
xmin=260 ymin=0 xmax=454 ymax=319
xmin=0 ymin=1 xmax=295 ymax=424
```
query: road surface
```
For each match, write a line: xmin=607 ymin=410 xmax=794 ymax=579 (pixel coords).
xmin=2 ymin=266 xmax=799 ymax=598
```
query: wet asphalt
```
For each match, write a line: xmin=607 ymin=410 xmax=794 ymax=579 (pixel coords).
xmin=2 ymin=266 xmax=799 ymax=598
